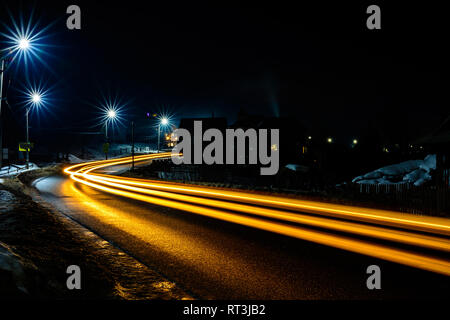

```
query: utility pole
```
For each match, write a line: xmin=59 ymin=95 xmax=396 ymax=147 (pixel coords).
xmin=25 ymin=108 xmax=30 ymax=169
xmin=131 ymin=120 xmax=135 ymax=170
xmin=104 ymin=120 xmax=109 ymax=160
xmin=157 ymin=123 xmax=161 ymax=153
xmin=0 ymin=59 xmax=4 ymax=168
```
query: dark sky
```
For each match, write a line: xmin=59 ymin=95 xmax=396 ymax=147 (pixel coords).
xmin=1 ymin=0 xmax=448 ymax=143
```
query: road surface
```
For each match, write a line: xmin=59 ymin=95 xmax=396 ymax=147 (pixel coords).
xmin=31 ymin=155 xmax=450 ymax=299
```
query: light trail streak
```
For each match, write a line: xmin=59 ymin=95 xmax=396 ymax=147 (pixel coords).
xmin=64 ymin=154 xmax=450 ymax=276
xmin=83 ymin=173 xmax=450 ymax=252
xmin=77 ymin=170 xmax=450 ymax=235
xmin=83 ymin=172 xmax=450 ymax=235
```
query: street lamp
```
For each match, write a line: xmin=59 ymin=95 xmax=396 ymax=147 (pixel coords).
xmin=100 ymin=109 xmax=117 ymax=160
xmin=105 ymin=109 xmax=117 ymax=141
xmin=25 ymin=91 xmax=43 ymax=169
xmin=96 ymin=96 xmax=126 ymax=159
xmin=158 ymin=117 xmax=169 ymax=153
xmin=31 ymin=93 xmax=41 ymax=103
xmin=0 ymin=58 xmax=5 ymax=168
xmin=107 ymin=110 xmax=116 ymax=119
xmin=18 ymin=38 xmax=30 ymax=50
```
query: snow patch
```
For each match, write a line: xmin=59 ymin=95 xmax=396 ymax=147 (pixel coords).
xmin=0 ymin=190 xmax=16 ymax=213
xmin=0 ymin=163 xmax=40 ymax=178
xmin=68 ymin=154 xmax=84 ymax=163
xmin=285 ymin=164 xmax=309 ymax=172
xmin=353 ymin=155 xmax=436 ymax=186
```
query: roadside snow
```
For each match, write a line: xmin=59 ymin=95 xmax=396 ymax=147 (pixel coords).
xmin=68 ymin=154 xmax=85 ymax=163
xmin=285 ymin=164 xmax=309 ymax=172
xmin=0 ymin=163 xmax=39 ymax=178
xmin=83 ymin=143 xmax=155 ymax=161
xmin=0 ymin=190 xmax=15 ymax=213
xmin=353 ymin=155 xmax=436 ymax=186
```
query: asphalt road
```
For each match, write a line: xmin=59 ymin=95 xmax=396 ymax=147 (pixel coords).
xmin=32 ymin=163 xmax=450 ymax=299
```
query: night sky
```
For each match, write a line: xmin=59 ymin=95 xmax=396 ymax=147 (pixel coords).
xmin=1 ymin=1 xmax=448 ymax=144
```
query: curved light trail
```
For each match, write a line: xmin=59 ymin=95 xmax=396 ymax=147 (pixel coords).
xmin=64 ymin=154 xmax=450 ymax=276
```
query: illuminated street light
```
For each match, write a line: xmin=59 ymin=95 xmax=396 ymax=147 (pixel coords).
xmin=94 ymin=95 xmax=127 ymax=159
xmin=17 ymin=38 xmax=30 ymax=50
xmin=1 ymin=12 xmax=51 ymax=67
xmin=353 ymin=139 xmax=358 ymax=145
xmin=327 ymin=137 xmax=333 ymax=143
xmin=31 ymin=93 xmax=41 ymax=104
xmin=96 ymin=99 xmax=126 ymax=160
xmin=104 ymin=108 xmax=118 ymax=141
xmin=107 ymin=110 xmax=116 ymax=119
xmin=28 ymin=91 xmax=44 ymax=107
xmin=105 ymin=108 xmax=117 ymax=142
xmin=24 ymin=88 xmax=47 ymax=169
xmin=158 ymin=116 xmax=170 ymax=153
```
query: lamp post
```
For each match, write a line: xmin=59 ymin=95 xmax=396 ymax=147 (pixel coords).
xmin=25 ymin=92 xmax=42 ymax=169
xmin=25 ymin=107 xmax=30 ymax=168
xmin=131 ymin=120 xmax=135 ymax=170
xmin=158 ymin=117 xmax=169 ymax=153
xmin=105 ymin=109 xmax=116 ymax=141
xmin=101 ymin=106 xmax=119 ymax=160
xmin=0 ymin=59 xmax=4 ymax=168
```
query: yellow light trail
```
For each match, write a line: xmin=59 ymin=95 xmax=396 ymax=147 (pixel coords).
xmin=76 ymin=169 xmax=450 ymax=235
xmin=64 ymin=154 xmax=450 ymax=276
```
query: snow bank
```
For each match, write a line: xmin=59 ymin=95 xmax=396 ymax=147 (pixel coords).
xmin=353 ymin=155 xmax=436 ymax=186
xmin=68 ymin=154 xmax=84 ymax=163
xmin=0 ymin=163 xmax=40 ymax=178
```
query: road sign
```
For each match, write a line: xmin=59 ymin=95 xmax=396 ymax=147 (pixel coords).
xmin=19 ymin=142 xmax=33 ymax=152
